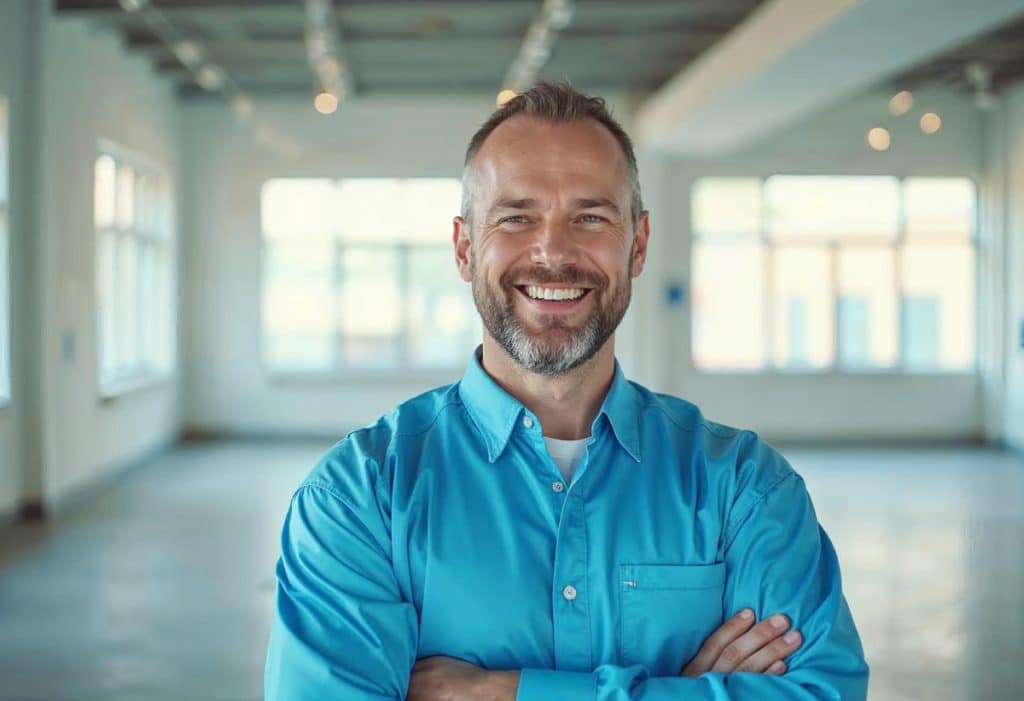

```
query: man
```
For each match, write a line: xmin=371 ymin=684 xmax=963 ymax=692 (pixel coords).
xmin=265 ymin=83 xmax=869 ymax=700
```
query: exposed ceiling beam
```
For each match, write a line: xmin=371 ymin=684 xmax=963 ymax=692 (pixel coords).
xmin=635 ymin=0 xmax=1024 ymax=155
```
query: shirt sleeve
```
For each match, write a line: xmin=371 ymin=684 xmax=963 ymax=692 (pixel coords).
xmin=516 ymin=451 xmax=869 ymax=701
xmin=264 ymin=478 xmax=418 ymax=700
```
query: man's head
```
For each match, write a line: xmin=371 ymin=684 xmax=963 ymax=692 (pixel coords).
xmin=453 ymin=82 xmax=650 ymax=376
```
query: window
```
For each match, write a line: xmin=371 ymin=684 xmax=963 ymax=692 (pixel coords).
xmin=260 ymin=178 xmax=477 ymax=373
xmin=94 ymin=144 xmax=175 ymax=396
xmin=0 ymin=97 xmax=10 ymax=403
xmin=691 ymin=176 xmax=976 ymax=372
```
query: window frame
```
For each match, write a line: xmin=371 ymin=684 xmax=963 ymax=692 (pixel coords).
xmin=689 ymin=174 xmax=980 ymax=376
xmin=258 ymin=177 xmax=476 ymax=381
xmin=0 ymin=95 xmax=10 ymax=408
xmin=94 ymin=139 xmax=176 ymax=399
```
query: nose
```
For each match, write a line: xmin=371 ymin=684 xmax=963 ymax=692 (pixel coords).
xmin=529 ymin=217 xmax=577 ymax=269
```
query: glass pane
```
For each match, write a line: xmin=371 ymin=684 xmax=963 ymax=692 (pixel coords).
xmin=335 ymin=178 xmax=461 ymax=243
xmin=765 ymin=176 xmax=899 ymax=241
xmin=116 ymin=163 xmax=135 ymax=230
xmin=691 ymin=243 xmax=765 ymax=369
xmin=837 ymin=248 xmax=897 ymax=368
xmin=262 ymin=241 xmax=334 ymax=371
xmin=338 ymin=246 xmax=401 ymax=367
xmin=261 ymin=178 xmax=336 ymax=242
xmin=154 ymin=249 xmax=174 ymax=373
xmin=900 ymin=244 xmax=975 ymax=369
xmin=771 ymin=246 xmax=834 ymax=369
xmin=0 ymin=98 xmax=8 ymax=205
xmin=0 ymin=211 xmax=8 ymax=399
xmin=904 ymin=178 xmax=975 ymax=242
xmin=691 ymin=178 xmax=761 ymax=241
xmin=136 ymin=174 xmax=152 ymax=233
xmin=94 ymin=155 xmax=116 ymax=229
xmin=116 ymin=234 xmax=140 ymax=372
xmin=139 ymin=243 xmax=158 ymax=368
xmin=96 ymin=230 xmax=118 ymax=379
xmin=406 ymin=245 xmax=477 ymax=367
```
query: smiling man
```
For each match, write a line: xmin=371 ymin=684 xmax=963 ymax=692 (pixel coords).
xmin=264 ymin=83 xmax=869 ymax=700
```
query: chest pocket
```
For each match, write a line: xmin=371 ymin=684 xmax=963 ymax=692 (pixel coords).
xmin=618 ymin=563 xmax=727 ymax=675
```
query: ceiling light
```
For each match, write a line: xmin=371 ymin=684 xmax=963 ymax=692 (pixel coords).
xmin=313 ymin=91 xmax=339 ymax=115
xmin=867 ymin=127 xmax=891 ymax=151
xmin=172 ymin=41 xmax=203 ymax=68
xmin=231 ymin=95 xmax=253 ymax=119
xmin=888 ymin=90 xmax=913 ymax=116
xmin=919 ymin=112 xmax=941 ymax=134
xmin=497 ymin=89 xmax=517 ymax=106
xmin=195 ymin=65 xmax=226 ymax=91
xmin=118 ymin=0 xmax=147 ymax=11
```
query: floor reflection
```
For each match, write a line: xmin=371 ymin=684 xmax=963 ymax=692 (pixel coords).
xmin=788 ymin=446 xmax=1024 ymax=701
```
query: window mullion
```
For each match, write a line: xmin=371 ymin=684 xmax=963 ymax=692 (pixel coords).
xmin=831 ymin=240 xmax=840 ymax=372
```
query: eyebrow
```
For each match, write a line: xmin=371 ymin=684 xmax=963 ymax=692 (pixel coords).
xmin=486 ymin=197 xmax=622 ymax=218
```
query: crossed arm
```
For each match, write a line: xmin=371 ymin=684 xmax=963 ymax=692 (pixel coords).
xmin=408 ymin=607 xmax=805 ymax=700
xmin=265 ymin=472 xmax=869 ymax=700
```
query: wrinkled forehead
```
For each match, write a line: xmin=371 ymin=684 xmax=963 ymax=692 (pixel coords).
xmin=471 ymin=116 xmax=630 ymax=202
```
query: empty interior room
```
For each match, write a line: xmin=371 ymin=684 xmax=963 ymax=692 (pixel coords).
xmin=0 ymin=1 xmax=1023 ymax=700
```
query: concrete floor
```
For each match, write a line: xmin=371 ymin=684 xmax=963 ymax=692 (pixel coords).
xmin=0 ymin=440 xmax=1021 ymax=700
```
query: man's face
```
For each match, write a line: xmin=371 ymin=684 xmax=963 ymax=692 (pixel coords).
xmin=454 ymin=116 xmax=649 ymax=375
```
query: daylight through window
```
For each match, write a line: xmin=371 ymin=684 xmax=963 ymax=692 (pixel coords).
xmin=260 ymin=178 xmax=477 ymax=372
xmin=691 ymin=176 xmax=976 ymax=372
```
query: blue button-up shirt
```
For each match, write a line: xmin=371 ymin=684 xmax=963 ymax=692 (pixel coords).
xmin=265 ymin=349 xmax=868 ymax=700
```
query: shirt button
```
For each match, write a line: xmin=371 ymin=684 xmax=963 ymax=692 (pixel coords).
xmin=562 ymin=585 xmax=577 ymax=601
xmin=552 ymin=481 xmax=565 ymax=493
xmin=522 ymin=416 xmax=534 ymax=429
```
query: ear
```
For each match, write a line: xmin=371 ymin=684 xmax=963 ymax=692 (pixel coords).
xmin=630 ymin=210 xmax=651 ymax=277
xmin=453 ymin=216 xmax=473 ymax=282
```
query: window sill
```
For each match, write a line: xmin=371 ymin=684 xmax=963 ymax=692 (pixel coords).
xmin=265 ymin=366 xmax=467 ymax=386
xmin=689 ymin=367 xmax=977 ymax=377
xmin=99 ymin=372 xmax=174 ymax=402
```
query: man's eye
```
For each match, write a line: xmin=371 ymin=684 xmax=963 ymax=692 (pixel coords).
xmin=578 ymin=214 xmax=606 ymax=223
xmin=499 ymin=216 xmax=529 ymax=225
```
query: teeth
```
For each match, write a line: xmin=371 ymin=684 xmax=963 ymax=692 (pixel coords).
xmin=525 ymin=285 xmax=585 ymax=301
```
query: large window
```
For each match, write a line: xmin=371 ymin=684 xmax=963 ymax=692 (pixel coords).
xmin=691 ymin=176 xmax=976 ymax=372
xmin=0 ymin=97 xmax=10 ymax=403
xmin=261 ymin=178 xmax=477 ymax=373
xmin=94 ymin=144 xmax=175 ymax=396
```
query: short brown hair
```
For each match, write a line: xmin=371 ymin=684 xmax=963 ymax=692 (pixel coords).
xmin=461 ymin=82 xmax=643 ymax=231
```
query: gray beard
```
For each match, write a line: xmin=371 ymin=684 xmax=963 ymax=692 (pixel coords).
xmin=470 ymin=265 xmax=631 ymax=377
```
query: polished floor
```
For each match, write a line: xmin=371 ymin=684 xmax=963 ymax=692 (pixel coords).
xmin=0 ymin=440 xmax=1021 ymax=700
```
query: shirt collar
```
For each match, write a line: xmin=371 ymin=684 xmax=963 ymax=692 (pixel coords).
xmin=458 ymin=346 xmax=642 ymax=464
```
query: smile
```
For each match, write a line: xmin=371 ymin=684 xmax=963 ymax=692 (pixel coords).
xmin=514 ymin=284 xmax=593 ymax=310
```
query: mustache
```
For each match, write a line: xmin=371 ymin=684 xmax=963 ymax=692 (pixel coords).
xmin=501 ymin=266 xmax=608 ymax=289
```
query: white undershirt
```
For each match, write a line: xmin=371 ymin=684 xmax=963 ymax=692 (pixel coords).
xmin=543 ymin=436 xmax=590 ymax=484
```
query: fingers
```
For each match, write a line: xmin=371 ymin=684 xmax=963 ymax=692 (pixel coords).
xmin=733 ymin=628 xmax=802 ymax=673
xmin=710 ymin=614 xmax=799 ymax=674
xmin=681 ymin=608 xmax=756 ymax=676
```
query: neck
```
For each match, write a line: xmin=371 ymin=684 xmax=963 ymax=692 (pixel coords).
xmin=479 ymin=334 xmax=615 ymax=440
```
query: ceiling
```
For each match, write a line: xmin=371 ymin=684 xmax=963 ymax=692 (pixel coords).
xmin=891 ymin=13 xmax=1024 ymax=93
xmin=54 ymin=0 xmax=765 ymax=99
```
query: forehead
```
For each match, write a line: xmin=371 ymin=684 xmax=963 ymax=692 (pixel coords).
xmin=472 ymin=115 xmax=630 ymax=199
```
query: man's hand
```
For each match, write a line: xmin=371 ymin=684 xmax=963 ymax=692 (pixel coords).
xmin=408 ymin=656 xmax=519 ymax=701
xmin=680 ymin=609 xmax=803 ymax=677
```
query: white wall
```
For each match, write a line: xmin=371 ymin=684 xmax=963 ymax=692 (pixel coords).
xmin=31 ymin=10 xmax=181 ymax=507
xmin=992 ymin=84 xmax=1024 ymax=451
xmin=638 ymin=86 xmax=987 ymax=442
xmin=0 ymin=0 xmax=35 ymax=518
xmin=181 ymin=96 xmax=494 ymax=435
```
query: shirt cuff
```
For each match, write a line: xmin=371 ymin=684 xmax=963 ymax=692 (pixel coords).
xmin=516 ymin=668 xmax=596 ymax=700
